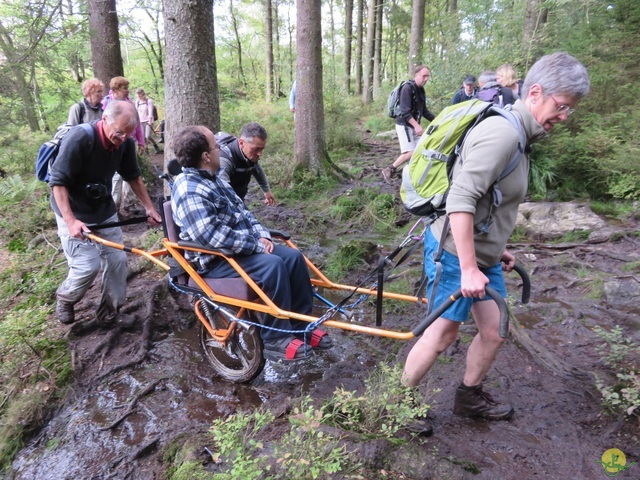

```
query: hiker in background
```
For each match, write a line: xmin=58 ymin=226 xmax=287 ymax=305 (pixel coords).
xmin=381 ymin=65 xmax=436 ymax=183
xmin=170 ymin=125 xmax=332 ymax=361
xmin=102 ymin=76 xmax=145 ymax=213
xmin=49 ymin=100 xmax=161 ymax=327
xmin=402 ymin=52 xmax=590 ymax=427
xmin=476 ymin=70 xmax=516 ymax=107
xmin=452 ymin=74 xmax=478 ymax=105
xmin=289 ymin=81 xmax=296 ymax=114
xmin=217 ymin=122 xmax=276 ymax=206
xmin=496 ymin=64 xmax=521 ymax=99
xmin=67 ymin=78 xmax=105 ymax=125
xmin=135 ymin=88 xmax=161 ymax=154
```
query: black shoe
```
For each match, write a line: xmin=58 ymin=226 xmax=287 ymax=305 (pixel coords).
xmin=453 ymin=383 xmax=514 ymax=420
xmin=154 ymin=146 xmax=162 ymax=154
xmin=56 ymin=301 xmax=75 ymax=325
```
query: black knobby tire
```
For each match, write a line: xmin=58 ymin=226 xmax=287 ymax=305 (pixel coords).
xmin=197 ymin=302 xmax=265 ymax=383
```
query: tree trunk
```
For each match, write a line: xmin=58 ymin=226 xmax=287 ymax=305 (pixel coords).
xmin=265 ymin=0 xmax=274 ymax=101
xmin=0 ymin=22 xmax=41 ymax=132
xmin=163 ymin=0 xmax=220 ymax=170
xmin=87 ymin=0 xmax=124 ymax=88
xmin=229 ymin=0 xmax=247 ymax=89
xmin=372 ymin=0 xmax=383 ymax=98
xmin=355 ymin=0 xmax=364 ymax=95
xmin=294 ymin=0 xmax=328 ymax=172
xmin=408 ymin=0 xmax=426 ymax=74
xmin=344 ymin=0 xmax=353 ymax=94
xmin=524 ymin=0 xmax=548 ymax=67
xmin=362 ymin=0 xmax=375 ymax=104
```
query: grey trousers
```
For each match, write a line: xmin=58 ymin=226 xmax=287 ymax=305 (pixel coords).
xmin=55 ymin=213 xmax=127 ymax=316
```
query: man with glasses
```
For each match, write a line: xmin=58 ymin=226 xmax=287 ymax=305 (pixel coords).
xmin=49 ymin=100 xmax=162 ymax=327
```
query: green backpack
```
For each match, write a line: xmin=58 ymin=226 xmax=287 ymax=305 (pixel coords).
xmin=400 ymin=99 xmax=527 ymax=222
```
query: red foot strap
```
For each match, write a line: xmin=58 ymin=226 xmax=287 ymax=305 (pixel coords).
xmin=286 ymin=338 xmax=305 ymax=359
xmin=309 ymin=329 xmax=327 ymax=348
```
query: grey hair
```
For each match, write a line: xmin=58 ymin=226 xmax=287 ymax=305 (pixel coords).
xmin=478 ymin=70 xmax=496 ymax=85
xmin=522 ymin=52 xmax=590 ymax=100
xmin=103 ymin=100 xmax=139 ymax=129
xmin=239 ymin=122 xmax=268 ymax=142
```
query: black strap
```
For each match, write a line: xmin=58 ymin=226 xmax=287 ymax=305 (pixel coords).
xmin=88 ymin=216 xmax=149 ymax=230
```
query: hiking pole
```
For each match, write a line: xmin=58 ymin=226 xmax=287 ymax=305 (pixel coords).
xmin=411 ymin=286 xmax=510 ymax=339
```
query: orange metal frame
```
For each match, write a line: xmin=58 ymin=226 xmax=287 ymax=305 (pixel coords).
xmin=86 ymin=232 xmax=426 ymax=341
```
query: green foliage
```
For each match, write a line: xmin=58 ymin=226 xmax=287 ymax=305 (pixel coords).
xmin=321 ymin=363 xmax=432 ymax=439
xmin=593 ymin=325 xmax=640 ymax=416
xmin=210 ymin=408 xmax=275 ymax=479
xmin=324 ymin=241 xmax=370 ymax=280
xmin=0 ymin=306 xmax=72 ymax=469
xmin=275 ymin=398 xmax=349 ymax=479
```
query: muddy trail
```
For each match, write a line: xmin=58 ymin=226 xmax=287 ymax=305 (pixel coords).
xmin=11 ymin=137 xmax=640 ymax=480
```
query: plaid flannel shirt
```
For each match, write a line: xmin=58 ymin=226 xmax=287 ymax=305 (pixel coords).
xmin=171 ymin=167 xmax=271 ymax=272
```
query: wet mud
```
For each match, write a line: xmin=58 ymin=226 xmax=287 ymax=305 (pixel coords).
xmin=11 ymin=143 xmax=640 ymax=479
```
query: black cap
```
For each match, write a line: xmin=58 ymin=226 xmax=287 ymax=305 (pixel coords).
xmin=463 ymin=74 xmax=476 ymax=84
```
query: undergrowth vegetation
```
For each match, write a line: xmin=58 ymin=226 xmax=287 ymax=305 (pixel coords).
xmin=165 ymin=363 xmax=433 ymax=479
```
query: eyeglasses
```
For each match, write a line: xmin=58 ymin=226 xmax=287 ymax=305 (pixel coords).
xmin=209 ymin=145 xmax=220 ymax=152
xmin=113 ymin=130 xmax=128 ymax=140
xmin=549 ymin=95 xmax=575 ymax=116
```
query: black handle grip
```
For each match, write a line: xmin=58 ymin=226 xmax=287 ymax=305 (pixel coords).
xmin=512 ymin=264 xmax=530 ymax=304
xmin=412 ymin=286 xmax=509 ymax=339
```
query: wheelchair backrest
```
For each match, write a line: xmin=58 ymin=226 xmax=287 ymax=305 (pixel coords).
xmin=161 ymin=199 xmax=190 ymax=286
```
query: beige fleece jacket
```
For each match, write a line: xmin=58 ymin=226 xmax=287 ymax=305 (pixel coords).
xmin=430 ymin=100 xmax=547 ymax=267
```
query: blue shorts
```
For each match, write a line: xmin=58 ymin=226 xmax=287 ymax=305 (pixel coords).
xmin=424 ymin=228 xmax=507 ymax=322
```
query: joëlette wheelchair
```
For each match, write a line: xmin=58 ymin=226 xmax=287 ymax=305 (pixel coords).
xmin=85 ymin=171 xmax=530 ymax=383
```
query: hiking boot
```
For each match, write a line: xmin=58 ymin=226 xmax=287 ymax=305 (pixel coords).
xmin=381 ymin=166 xmax=396 ymax=183
xmin=453 ymin=383 xmax=514 ymax=420
xmin=55 ymin=301 xmax=76 ymax=325
xmin=115 ymin=313 xmax=137 ymax=328
xmin=154 ymin=146 xmax=162 ymax=154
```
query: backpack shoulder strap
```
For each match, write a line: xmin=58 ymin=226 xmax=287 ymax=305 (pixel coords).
xmin=78 ymin=102 xmax=86 ymax=123
xmin=487 ymin=106 xmax=527 ymax=181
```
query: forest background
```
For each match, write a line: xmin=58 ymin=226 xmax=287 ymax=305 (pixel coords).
xmin=0 ymin=0 xmax=639 ymax=475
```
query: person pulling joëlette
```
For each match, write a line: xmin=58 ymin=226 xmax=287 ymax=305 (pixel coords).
xmin=49 ymin=100 xmax=162 ymax=327
xmin=402 ymin=52 xmax=590 ymax=427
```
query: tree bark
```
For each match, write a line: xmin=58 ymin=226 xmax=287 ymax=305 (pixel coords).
xmin=362 ymin=0 xmax=375 ymax=104
xmin=294 ymin=0 xmax=328 ymax=172
xmin=87 ymin=0 xmax=125 ymax=88
xmin=372 ymin=0 xmax=383 ymax=98
xmin=344 ymin=0 xmax=353 ymax=94
xmin=355 ymin=0 xmax=364 ymax=95
xmin=228 ymin=0 xmax=247 ymax=89
xmin=408 ymin=0 xmax=426 ymax=74
xmin=524 ymin=0 xmax=548 ymax=67
xmin=163 ymin=0 xmax=220 ymax=170
xmin=265 ymin=0 xmax=274 ymax=101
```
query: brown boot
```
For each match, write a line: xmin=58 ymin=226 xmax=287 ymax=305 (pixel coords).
xmin=453 ymin=383 xmax=514 ymax=420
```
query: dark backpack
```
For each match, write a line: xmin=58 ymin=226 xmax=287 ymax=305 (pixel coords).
xmin=476 ymin=86 xmax=505 ymax=107
xmin=152 ymin=104 xmax=159 ymax=121
xmin=35 ymin=123 xmax=94 ymax=182
xmin=387 ymin=81 xmax=415 ymax=119
xmin=77 ymin=102 xmax=86 ymax=124
xmin=214 ymin=131 xmax=236 ymax=158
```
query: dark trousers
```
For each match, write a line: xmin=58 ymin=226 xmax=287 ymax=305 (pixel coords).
xmin=204 ymin=245 xmax=313 ymax=341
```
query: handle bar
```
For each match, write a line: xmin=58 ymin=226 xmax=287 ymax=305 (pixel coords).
xmin=513 ymin=263 xmax=530 ymax=304
xmin=412 ymin=286 xmax=510 ymax=339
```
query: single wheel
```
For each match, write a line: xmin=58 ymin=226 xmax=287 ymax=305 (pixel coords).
xmin=196 ymin=300 xmax=265 ymax=383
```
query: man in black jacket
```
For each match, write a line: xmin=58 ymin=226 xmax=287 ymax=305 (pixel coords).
xmin=382 ymin=65 xmax=436 ymax=183
xmin=217 ymin=122 xmax=276 ymax=206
